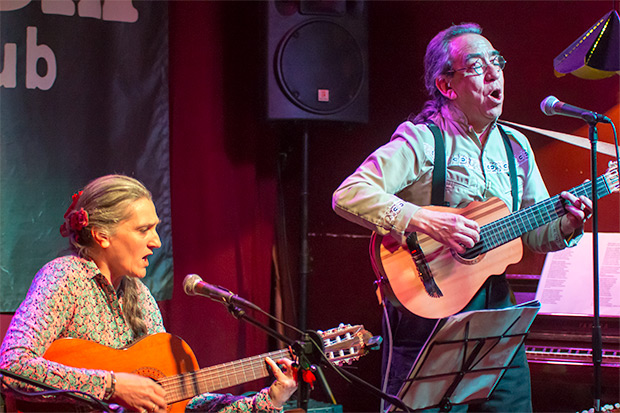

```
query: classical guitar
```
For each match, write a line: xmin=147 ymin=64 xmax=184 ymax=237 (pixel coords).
xmin=371 ymin=161 xmax=618 ymax=319
xmin=7 ymin=324 xmax=374 ymax=412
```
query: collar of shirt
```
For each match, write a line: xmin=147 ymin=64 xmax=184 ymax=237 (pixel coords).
xmin=68 ymin=254 xmax=101 ymax=280
xmin=433 ymin=104 xmax=499 ymax=141
xmin=73 ymin=255 xmax=122 ymax=294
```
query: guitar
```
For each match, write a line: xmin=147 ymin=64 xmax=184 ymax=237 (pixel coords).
xmin=371 ymin=161 xmax=618 ymax=319
xmin=8 ymin=324 xmax=374 ymax=412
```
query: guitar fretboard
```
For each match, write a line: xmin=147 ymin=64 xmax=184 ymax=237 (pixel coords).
xmin=159 ymin=348 xmax=290 ymax=404
xmin=464 ymin=174 xmax=613 ymax=258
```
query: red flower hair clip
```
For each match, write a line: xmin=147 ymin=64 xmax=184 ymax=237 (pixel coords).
xmin=63 ymin=191 xmax=83 ymax=219
xmin=69 ymin=208 xmax=89 ymax=231
xmin=60 ymin=191 xmax=89 ymax=237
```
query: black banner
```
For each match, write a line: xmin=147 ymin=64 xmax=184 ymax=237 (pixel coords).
xmin=0 ymin=0 xmax=172 ymax=310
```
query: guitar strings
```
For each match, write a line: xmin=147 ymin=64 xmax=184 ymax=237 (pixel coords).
xmin=157 ymin=326 xmax=364 ymax=404
xmin=471 ymin=176 xmax=609 ymax=256
xmin=158 ymin=349 xmax=290 ymax=403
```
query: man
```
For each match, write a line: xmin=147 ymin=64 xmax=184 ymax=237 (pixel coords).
xmin=332 ymin=23 xmax=592 ymax=412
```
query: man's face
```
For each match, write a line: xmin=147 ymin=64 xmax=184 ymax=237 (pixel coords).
xmin=446 ymin=33 xmax=504 ymax=132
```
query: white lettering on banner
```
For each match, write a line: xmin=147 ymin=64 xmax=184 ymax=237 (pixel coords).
xmin=0 ymin=0 xmax=30 ymax=12
xmin=0 ymin=43 xmax=17 ymax=88
xmin=26 ymin=26 xmax=56 ymax=90
xmin=0 ymin=0 xmax=139 ymax=89
xmin=41 ymin=0 xmax=74 ymax=16
xmin=1 ymin=27 xmax=57 ymax=89
xmin=101 ymin=0 xmax=137 ymax=23
xmin=1 ymin=0 xmax=138 ymax=22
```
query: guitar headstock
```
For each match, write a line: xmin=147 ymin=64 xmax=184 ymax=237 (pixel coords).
xmin=318 ymin=324 xmax=381 ymax=366
xmin=605 ymin=160 xmax=619 ymax=194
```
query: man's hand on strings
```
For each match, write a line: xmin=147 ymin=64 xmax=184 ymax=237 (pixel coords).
xmin=409 ymin=208 xmax=480 ymax=254
xmin=559 ymin=190 xmax=593 ymax=237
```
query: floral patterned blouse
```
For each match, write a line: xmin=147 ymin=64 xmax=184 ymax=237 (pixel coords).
xmin=0 ymin=255 xmax=281 ymax=412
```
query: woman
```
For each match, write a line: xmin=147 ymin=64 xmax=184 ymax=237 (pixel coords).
xmin=0 ymin=174 xmax=296 ymax=412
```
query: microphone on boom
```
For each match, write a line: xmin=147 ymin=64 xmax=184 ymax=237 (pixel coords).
xmin=540 ymin=95 xmax=611 ymax=124
xmin=183 ymin=274 xmax=261 ymax=311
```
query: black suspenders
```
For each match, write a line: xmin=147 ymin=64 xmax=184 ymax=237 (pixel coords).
xmin=427 ymin=122 xmax=447 ymax=207
xmin=498 ymin=125 xmax=519 ymax=212
xmin=426 ymin=122 xmax=519 ymax=212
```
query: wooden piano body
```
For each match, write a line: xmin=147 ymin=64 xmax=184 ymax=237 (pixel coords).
xmin=508 ymin=274 xmax=620 ymax=412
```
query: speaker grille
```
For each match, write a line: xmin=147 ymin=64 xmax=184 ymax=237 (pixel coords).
xmin=275 ymin=19 xmax=365 ymax=115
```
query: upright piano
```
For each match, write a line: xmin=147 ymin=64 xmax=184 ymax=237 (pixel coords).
xmin=508 ymin=274 xmax=620 ymax=412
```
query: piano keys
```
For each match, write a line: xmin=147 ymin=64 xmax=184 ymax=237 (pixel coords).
xmin=507 ymin=274 xmax=620 ymax=412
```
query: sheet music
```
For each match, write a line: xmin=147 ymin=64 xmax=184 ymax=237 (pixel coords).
xmin=536 ymin=232 xmax=620 ymax=316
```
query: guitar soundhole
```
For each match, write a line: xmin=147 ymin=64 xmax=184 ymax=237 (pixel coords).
xmin=451 ymin=248 xmax=483 ymax=265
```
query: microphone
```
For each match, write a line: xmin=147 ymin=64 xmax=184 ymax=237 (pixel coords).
xmin=540 ymin=95 xmax=611 ymax=124
xmin=183 ymin=274 xmax=260 ymax=311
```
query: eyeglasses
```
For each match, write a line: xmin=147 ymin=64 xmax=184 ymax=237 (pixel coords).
xmin=448 ymin=55 xmax=506 ymax=76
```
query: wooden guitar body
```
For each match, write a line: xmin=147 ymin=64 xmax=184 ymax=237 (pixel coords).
xmin=5 ymin=333 xmax=198 ymax=412
xmin=370 ymin=161 xmax=618 ymax=319
xmin=371 ymin=198 xmax=523 ymax=319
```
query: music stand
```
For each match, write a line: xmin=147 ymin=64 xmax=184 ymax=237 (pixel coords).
xmin=390 ymin=301 xmax=541 ymax=412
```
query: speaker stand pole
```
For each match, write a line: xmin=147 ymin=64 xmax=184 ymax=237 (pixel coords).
xmin=299 ymin=122 xmax=310 ymax=332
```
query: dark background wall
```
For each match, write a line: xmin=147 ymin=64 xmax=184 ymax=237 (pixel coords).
xmin=1 ymin=1 xmax=618 ymax=412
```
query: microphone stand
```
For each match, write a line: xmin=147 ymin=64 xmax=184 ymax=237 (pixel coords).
xmin=220 ymin=298 xmax=413 ymax=412
xmin=224 ymin=302 xmax=333 ymax=411
xmin=587 ymin=120 xmax=603 ymax=413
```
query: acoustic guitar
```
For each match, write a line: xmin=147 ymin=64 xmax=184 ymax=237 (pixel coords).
xmin=6 ymin=324 xmax=374 ymax=412
xmin=370 ymin=161 xmax=618 ymax=319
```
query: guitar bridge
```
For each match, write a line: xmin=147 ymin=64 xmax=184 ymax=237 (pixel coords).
xmin=406 ymin=233 xmax=443 ymax=298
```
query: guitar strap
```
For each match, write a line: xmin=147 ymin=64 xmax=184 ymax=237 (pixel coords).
xmin=426 ymin=122 xmax=447 ymax=207
xmin=426 ymin=122 xmax=519 ymax=212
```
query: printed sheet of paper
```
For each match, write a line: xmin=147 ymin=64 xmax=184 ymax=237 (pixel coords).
xmin=536 ymin=232 xmax=620 ymax=316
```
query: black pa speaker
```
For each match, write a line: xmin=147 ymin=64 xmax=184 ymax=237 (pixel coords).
xmin=266 ymin=0 xmax=368 ymax=123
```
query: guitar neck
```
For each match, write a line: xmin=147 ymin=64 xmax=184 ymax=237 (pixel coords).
xmin=160 ymin=348 xmax=290 ymax=404
xmin=476 ymin=174 xmax=612 ymax=255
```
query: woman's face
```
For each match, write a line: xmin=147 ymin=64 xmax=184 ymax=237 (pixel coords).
xmin=100 ymin=197 xmax=161 ymax=281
